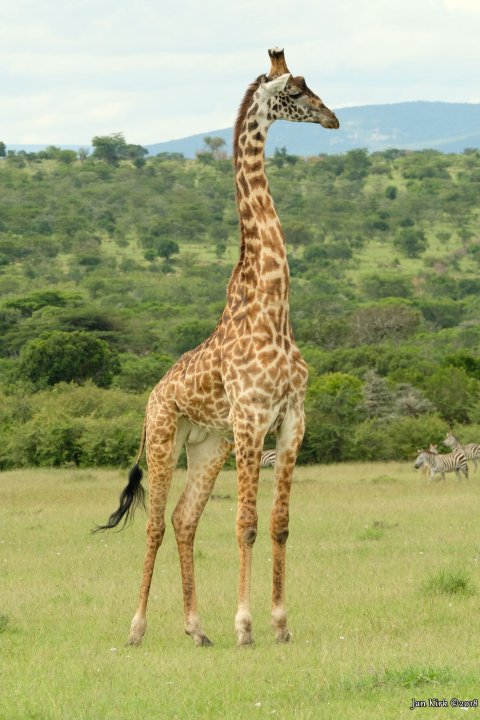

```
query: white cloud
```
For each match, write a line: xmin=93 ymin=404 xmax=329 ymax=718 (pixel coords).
xmin=444 ymin=0 xmax=480 ymax=11
xmin=1 ymin=0 xmax=479 ymax=143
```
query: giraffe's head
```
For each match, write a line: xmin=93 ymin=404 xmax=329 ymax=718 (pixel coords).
xmin=262 ymin=48 xmax=339 ymax=130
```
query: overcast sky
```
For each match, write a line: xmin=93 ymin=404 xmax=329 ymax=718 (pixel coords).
xmin=1 ymin=0 xmax=479 ymax=146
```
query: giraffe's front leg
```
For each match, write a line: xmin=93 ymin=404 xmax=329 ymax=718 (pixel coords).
xmin=270 ymin=408 xmax=305 ymax=643
xmin=234 ymin=419 xmax=265 ymax=646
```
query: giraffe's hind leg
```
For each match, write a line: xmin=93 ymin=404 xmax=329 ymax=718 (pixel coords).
xmin=172 ymin=432 xmax=233 ymax=646
xmin=128 ymin=412 xmax=189 ymax=647
xmin=233 ymin=418 xmax=269 ymax=647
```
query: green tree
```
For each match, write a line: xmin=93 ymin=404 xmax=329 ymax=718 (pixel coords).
xmin=361 ymin=273 xmax=412 ymax=300
xmin=158 ymin=238 xmax=179 ymax=260
xmin=444 ymin=352 xmax=480 ymax=380
xmin=19 ymin=331 xmax=120 ymax=388
xmin=112 ymin=352 xmax=173 ymax=392
xmin=344 ymin=149 xmax=371 ymax=180
xmin=122 ymin=143 xmax=148 ymax=168
xmin=173 ymin=320 xmax=216 ymax=355
xmin=92 ymin=133 xmax=124 ymax=164
xmin=271 ymin=147 xmax=298 ymax=168
xmin=348 ymin=301 xmax=422 ymax=345
xmin=301 ymin=372 xmax=364 ymax=463
xmin=283 ymin=220 xmax=314 ymax=252
xmin=423 ymin=366 xmax=480 ymax=424
xmin=0 ymin=141 xmax=6 ymax=158
xmin=394 ymin=228 xmax=428 ymax=258
xmin=91 ymin=133 xmax=145 ymax=166
xmin=203 ymin=136 xmax=227 ymax=160
xmin=38 ymin=146 xmax=77 ymax=164
xmin=148 ymin=238 xmax=180 ymax=266
xmin=351 ymin=415 xmax=447 ymax=461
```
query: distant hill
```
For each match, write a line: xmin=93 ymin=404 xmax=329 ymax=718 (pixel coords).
xmin=7 ymin=102 xmax=480 ymax=158
xmin=145 ymin=102 xmax=480 ymax=157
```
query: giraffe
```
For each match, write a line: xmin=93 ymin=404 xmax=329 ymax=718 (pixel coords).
xmin=96 ymin=48 xmax=339 ymax=647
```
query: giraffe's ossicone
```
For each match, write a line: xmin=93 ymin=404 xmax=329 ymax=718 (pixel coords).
xmin=96 ymin=48 xmax=339 ymax=647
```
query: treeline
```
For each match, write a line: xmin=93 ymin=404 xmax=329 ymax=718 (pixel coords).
xmin=0 ymin=139 xmax=479 ymax=467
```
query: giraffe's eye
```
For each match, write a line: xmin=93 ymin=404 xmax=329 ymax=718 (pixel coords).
xmin=289 ymin=92 xmax=302 ymax=100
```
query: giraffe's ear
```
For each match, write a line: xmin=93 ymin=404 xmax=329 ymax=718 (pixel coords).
xmin=263 ymin=73 xmax=290 ymax=97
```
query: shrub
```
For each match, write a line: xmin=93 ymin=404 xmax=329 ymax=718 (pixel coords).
xmin=19 ymin=331 xmax=120 ymax=388
xmin=361 ymin=273 xmax=412 ymax=300
xmin=301 ymin=372 xmax=364 ymax=463
xmin=394 ymin=228 xmax=428 ymax=258
xmin=422 ymin=366 xmax=480 ymax=424
xmin=387 ymin=415 xmax=449 ymax=459
xmin=8 ymin=411 xmax=83 ymax=467
xmin=112 ymin=352 xmax=173 ymax=392
xmin=350 ymin=419 xmax=396 ymax=461
xmin=348 ymin=301 xmax=422 ymax=345
xmin=351 ymin=415 xmax=448 ymax=462
xmin=0 ymin=383 xmax=145 ymax=468
xmin=79 ymin=415 xmax=142 ymax=466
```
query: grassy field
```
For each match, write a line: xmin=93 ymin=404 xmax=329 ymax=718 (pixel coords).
xmin=1 ymin=462 xmax=480 ymax=719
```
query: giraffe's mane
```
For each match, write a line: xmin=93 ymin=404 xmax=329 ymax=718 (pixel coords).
xmin=233 ymin=74 xmax=265 ymax=162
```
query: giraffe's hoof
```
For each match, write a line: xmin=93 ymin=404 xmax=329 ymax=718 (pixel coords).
xmin=126 ymin=629 xmax=145 ymax=647
xmin=196 ymin=633 xmax=213 ymax=647
xmin=127 ymin=615 xmax=146 ymax=646
xmin=275 ymin=628 xmax=292 ymax=643
xmin=235 ymin=609 xmax=254 ymax=646
xmin=237 ymin=631 xmax=255 ymax=647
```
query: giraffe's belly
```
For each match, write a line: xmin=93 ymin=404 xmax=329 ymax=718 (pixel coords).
xmin=177 ymin=388 xmax=288 ymax=437
xmin=175 ymin=363 xmax=302 ymax=436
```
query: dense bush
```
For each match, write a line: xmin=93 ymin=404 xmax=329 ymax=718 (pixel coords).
xmin=301 ymin=372 xmax=364 ymax=463
xmin=0 ymin=383 xmax=145 ymax=469
xmin=1 ymin=147 xmax=480 ymax=467
xmin=19 ymin=331 xmax=120 ymax=387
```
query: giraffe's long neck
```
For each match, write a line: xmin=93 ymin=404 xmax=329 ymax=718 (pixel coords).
xmin=228 ymin=88 xmax=289 ymax=308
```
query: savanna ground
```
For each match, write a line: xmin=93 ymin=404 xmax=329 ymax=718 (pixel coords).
xmin=1 ymin=462 xmax=480 ymax=719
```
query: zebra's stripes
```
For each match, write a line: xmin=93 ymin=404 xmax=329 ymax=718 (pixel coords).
xmin=421 ymin=444 xmax=438 ymax=480
xmin=260 ymin=450 xmax=276 ymax=467
xmin=444 ymin=433 xmax=480 ymax=472
xmin=414 ymin=448 xmax=468 ymax=481
xmin=231 ymin=449 xmax=276 ymax=467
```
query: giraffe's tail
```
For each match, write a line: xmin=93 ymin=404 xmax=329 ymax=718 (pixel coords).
xmin=92 ymin=420 xmax=147 ymax=533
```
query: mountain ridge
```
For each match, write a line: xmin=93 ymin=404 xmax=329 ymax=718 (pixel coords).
xmin=144 ymin=101 xmax=480 ymax=157
xmin=7 ymin=101 xmax=480 ymax=158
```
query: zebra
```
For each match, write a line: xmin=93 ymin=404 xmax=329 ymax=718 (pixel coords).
xmin=420 ymin=443 xmax=438 ymax=481
xmin=230 ymin=449 xmax=276 ymax=467
xmin=259 ymin=450 xmax=276 ymax=468
xmin=414 ymin=448 xmax=468 ymax=481
xmin=444 ymin=432 xmax=480 ymax=472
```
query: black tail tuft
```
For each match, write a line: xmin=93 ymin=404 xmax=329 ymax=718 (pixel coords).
xmin=93 ymin=463 xmax=146 ymax=533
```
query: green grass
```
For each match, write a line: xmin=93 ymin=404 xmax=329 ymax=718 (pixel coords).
xmin=1 ymin=462 xmax=480 ymax=719
xmin=422 ymin=568 xmax=476 ymax=597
